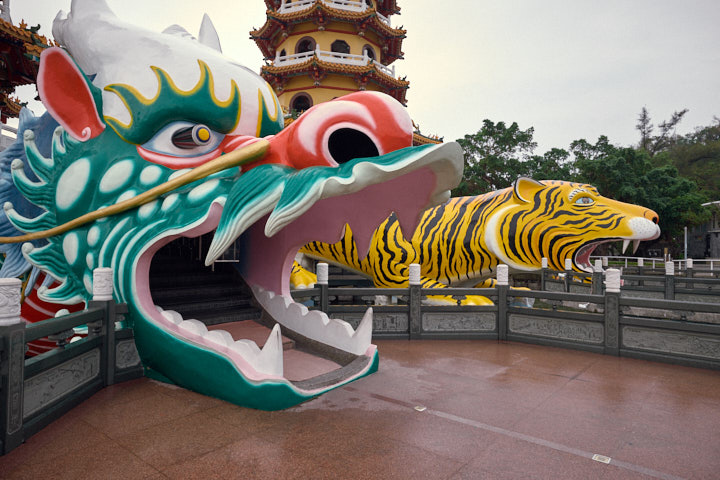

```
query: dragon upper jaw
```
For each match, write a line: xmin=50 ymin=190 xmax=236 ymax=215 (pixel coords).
xmin=131 ymin=142 xmax=463 ymax=396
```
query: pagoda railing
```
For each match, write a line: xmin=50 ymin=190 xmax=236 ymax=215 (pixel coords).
xmin=274 ymin=47 xmax=396 ymax=76
xmin=278 ymin=0 xmax=391 ymax=26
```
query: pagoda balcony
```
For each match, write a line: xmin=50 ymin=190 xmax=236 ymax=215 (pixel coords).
xmin=278 ymin=0 xmax=391 ymax=26
xmin=273 ymin=47 xmax=396 ymax=76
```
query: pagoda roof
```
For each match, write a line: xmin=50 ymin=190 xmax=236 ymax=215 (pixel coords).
xmin=0 ymin=17 xmax=54 ymax=119
xmin=260 ymin=56 xmax=409 ymax=104
xmin=251 ymin=3 xmax=406 ymax=64
xmin=263 ymin=1 xmax=401 ymax=17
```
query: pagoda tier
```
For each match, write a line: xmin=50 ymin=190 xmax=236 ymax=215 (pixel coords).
xmin=263 ymin=0 xmax=400 ymax=18
xmin=251 ymin=1 xmax=406 ymax=65
xmin=261 ymin=55 xmax=409 ymax=105
xmin=0 ymin=17 xmax=53 ymax=120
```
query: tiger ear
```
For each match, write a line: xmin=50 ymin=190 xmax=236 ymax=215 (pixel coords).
xmin=513 ymin=177 xmax=545 ymax=203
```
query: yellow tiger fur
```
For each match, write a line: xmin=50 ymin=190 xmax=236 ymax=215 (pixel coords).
xmin=292 ymin=178 xmax=660 ymax=301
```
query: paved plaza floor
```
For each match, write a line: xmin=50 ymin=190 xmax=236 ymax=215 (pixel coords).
xmin=2 ymin=340 xmax=719 ymax=479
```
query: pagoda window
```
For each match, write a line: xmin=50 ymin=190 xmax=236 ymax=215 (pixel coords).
xmin=331 ymin=40 xmax=351 ymax=55
xmin=363 ymin=45 xmax=376 ymax=60
xmin=296 ymin=37 xmax=316 ymax=54
xmin=365 ymin=0 xmax=374 ymax=8
xmin=290 ymin=93 xmax=313 ymax=114
xmin=280 ymin=49 xmax=287 ymax=57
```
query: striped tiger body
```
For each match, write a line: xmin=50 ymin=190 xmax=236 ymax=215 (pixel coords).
xmin=296 ymin=177 xmax=661 ymax=291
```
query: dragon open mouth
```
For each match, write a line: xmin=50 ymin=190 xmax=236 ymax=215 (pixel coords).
xmin=129 ymin=143 xmax=463 ymax=405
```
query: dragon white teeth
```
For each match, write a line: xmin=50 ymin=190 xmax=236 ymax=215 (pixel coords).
xmin=228 ymin=324 xmax=284 ymax=377
xmin=161 ymin=309 xmax=183 ymax=325
xmin=633 ymin=239 xmax=641 ymax=254
xmin=178 ymin=319 xmax=208 ymax=336
xmin=622 ymin=239 xmax=630 ymax=253
xmin=204 ymin=329 xmax=235 ymax=348
xmin=252 ymin=285 xmax=373 ymax=356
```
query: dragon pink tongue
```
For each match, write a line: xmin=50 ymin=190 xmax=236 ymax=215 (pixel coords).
xmin=241 ymin=167 xmax=437 ymax=295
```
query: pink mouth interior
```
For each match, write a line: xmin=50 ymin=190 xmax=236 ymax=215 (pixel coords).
xmin=240 ymin=167 xmax=437 ymax=294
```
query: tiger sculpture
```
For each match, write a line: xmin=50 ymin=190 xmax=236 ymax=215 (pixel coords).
xmin=291 ymin=177 xmax=661 ymax=303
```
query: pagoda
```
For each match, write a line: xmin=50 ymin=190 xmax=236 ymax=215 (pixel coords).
xmin=251 ymin=1 xmax=408 ymax=108
xmin=251 ymin=1 xmax=440 ymax=144
xmin=0 ymin=0 xmax=53 ymax=122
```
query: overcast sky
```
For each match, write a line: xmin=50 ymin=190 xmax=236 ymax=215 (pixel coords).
xmin=10 ymin=0 xmax=720 ymax=153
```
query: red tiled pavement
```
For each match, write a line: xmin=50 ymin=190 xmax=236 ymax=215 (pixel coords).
xmin=2 ymin=340 xmax=719 ymax=479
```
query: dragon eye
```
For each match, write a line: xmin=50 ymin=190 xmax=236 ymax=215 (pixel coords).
xmin=172 ymin=125 xmax=213 ymax=149
xmin=575 ymin=196 xmax=594 ymax=205
xmin=141 ymin=121 xmax=223 ymax=158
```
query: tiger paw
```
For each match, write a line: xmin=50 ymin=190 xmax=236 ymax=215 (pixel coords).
xmin=460 ymin=295 xmax=494 ymax=306
xmin=290 ymin=261 xmax=317 ymax=289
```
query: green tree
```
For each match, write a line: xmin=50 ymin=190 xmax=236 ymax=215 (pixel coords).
xmin=454 ymin=120 xmax=575 ymax=196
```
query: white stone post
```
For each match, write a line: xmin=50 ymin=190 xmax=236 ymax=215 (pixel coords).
xmin=93 ymin=267 xmax=114 ymax=301
xmin=316 ymin=262 xmax=329 ymax=285
xmin=594 ymin=259 xmax=603 ymax=272
xmin=602 ymin=256 xmax=609 ymax=268
xmin=564 ymin=258 xmax=572 ymax=271
xmin=637 ymin=258 xmax=644 ymax=267
xmin=0 ymin=278 xmax=21 ymax=326
xmin=408 ymin=263 xmax=421 ymax=286
xmin=541 ymin=257 xmax=548 ymax=269
xmin=496 ymin=264 xmax=509 ymax=286
xmin=604 ymin=268 xmax=621 ymax=293
xmin=665 ymin=261 xmax=675 ymax=276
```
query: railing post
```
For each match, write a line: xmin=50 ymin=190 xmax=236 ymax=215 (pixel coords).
xmin=686 ymin=258 xmax=694 ymax=290
xmin=88 ymin=268 xmax=116 ymax=387
xmin=591 ymin=259 xmax=603 ymax=295
xmin=408 ymin=264 xmax=422 ymax=340
xmin=0 ymin=278 xmax=24 ymax=454
xmin=316 ymin=263 xmax=329 ymax=314
xmin=496 ymin=265 xmax=509 ymax=341
xmin=637 ymin=258 xmax=644 ymax=286
xmin=664 ymin=261 xmax=675 ymax=300
xmin=603 ymin=269 xmax=621 ymax=355
xmin=540 ymin=257 xmax=548 ymax=291
xmin=564 ymin=258 xmax=572 ymax=292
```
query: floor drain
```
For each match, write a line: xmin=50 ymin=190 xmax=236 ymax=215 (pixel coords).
xmin=592 ymin=454 xmax=611 ymax=464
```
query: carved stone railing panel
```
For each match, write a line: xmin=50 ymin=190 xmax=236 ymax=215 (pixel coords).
xmin=509 ymin=314 xmax=604 ymax=344
xmin=23 ymin=349 xmax=101 ymax=418
xmin=622 ymin=326 xmax=720 ymax=360
xmin=115 ymin=339 xmax=141 ymax=369
xmin=422 ymin=312 xmax=496 ymax=332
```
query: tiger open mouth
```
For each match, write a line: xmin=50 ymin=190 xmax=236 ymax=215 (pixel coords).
xmin=132 ymin=143 xmax=463 ymax=404
xmin=574 ymin=217 xmax=661 ymax=273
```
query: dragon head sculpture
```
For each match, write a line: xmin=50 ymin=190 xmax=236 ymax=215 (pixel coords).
xmin=1 ymin=0 xmax=463 ymax=409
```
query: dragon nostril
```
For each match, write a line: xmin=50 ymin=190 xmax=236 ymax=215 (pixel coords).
xmin=652 ymin=215 xmax=658 ymax=224
xmin=328 ymin=128 xmax=379 ymax=164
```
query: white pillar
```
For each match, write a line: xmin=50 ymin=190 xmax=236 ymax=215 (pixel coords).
xmin=316 ymin=263 xmax=329 ymax=285
xmin=594 ymin=259 xmax=603 ymax=272
xmin=541 ymin=257 xmax=548 ymax=269
xmin=0 ymin=278 xmax=22 ymax=326
xmin=665 ymin=262 xmax=675 ymax=276
xmin=604 ymin=268 xmax=621 ymax=293
xmin=408 ymin=263 xmax=421 ymax=286
xmin=602 ymin=257 xmax=609 ymax=267
xmin=637 ymin=258 xmax=644 ymax=267
xmin=564 ymin=258 xmax=572 ymax=271
xmin=496 ymin=264 xmax=509 ymax=286
xmin=686 ymin=258 xmax=693 ymax=269
xmin=92 ymin=267 xmax=114 ymax=301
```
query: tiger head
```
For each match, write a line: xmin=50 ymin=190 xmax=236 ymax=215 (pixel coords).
xmin=485 ymin=178 xmax=660 ymax=273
